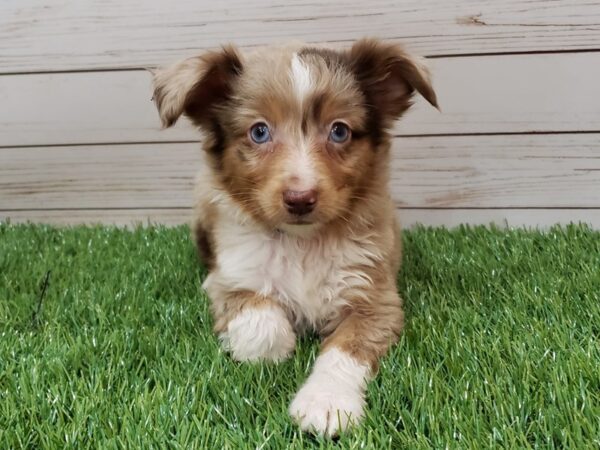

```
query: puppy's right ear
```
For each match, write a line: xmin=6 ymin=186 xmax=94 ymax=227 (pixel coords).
xmin=152 ymin=46 xmax=243 ymax=128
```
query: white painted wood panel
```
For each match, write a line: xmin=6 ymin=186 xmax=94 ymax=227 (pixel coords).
xmin=391 ymin=135 xmax=600 ymax=208
xmin=1 ymin=135 xmax=598 ymax=210
xmin=0 ymin=209 xmax=192 ymax=227
xmin=1 ymin=52 xmax=599 ymax=147
xmin=1 ymin=0 xmax=599 ymax=228
xmin=3 ymin=208 xmax=599 ymax=229
xmin=1 ymin=0 xmax=599 ymax=73
xmin=398 ymin=209 xmax=600 ymax=229
xmin=0 ymin=144 xmax=197 ymax=209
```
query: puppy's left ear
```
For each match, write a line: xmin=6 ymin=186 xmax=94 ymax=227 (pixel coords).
xmin=347 ymin=39 xmax=438 ymax=124
xmin=152 ymin=45 xmax=243 ymax=128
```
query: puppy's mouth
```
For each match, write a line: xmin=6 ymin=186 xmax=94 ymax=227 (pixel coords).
xmin=277 ymin=217 xmax=322 ymax=236
xmin=285 ymin=216 xmax=314 ymax=225
xmin=275 ymin=209 xmax=324 ymax=235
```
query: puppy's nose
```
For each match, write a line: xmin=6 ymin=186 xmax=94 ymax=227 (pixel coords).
xmin=283 ymin=189 xmax=317 ymax=216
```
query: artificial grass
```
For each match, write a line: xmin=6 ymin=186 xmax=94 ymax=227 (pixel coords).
xmin=0 ymin=223 xmax=599 ymax=449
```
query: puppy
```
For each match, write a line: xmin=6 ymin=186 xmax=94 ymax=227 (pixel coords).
xmin=152 ymin=38 xmax=438 ymax=436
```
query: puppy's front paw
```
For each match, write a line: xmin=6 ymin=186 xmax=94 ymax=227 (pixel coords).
xmin=220 ymin=305 xmax=296 ymax=362
xmin=289 ymin=349 xmax=369 ymax=436
xmin=289 ymin=377 xmax=365 ymax=436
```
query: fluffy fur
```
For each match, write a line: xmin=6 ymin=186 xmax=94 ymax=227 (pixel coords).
xmin=290 ymin=348 xmax=370 ymax=436
xmin=220 ymin=303 xmax=296 ymax=362
xmin=152 ymin=38 xmax=438 ymax=436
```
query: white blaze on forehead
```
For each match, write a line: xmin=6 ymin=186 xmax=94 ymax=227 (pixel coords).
xmin=290 ymin=53 xmax=313 ymax=102
xmin=288 ymin=138 xmax=317 ymax=191
xmin=288 ymin=53 xmax=316 ymax=190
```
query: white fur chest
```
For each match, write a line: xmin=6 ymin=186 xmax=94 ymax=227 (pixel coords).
xmin=202 ymin=215 xmax=381 ymax=329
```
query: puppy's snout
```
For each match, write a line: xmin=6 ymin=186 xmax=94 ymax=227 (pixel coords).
xmin=283 ymin=189 xmax=318 ymax=216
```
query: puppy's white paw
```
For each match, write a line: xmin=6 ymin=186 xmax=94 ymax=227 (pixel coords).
xmin=289 ymin=348 xmax=370 ymax=436
xmin=289 ymin=378 xmax=365 ymax=436
xmin=220 ymin=305 xmax=296 ymax=362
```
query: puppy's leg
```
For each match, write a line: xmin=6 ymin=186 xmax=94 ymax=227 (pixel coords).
xmin=289 ymin=290 xmax=403 ymax=436
xmin=213 ymin=290 xmax=296 ymax=363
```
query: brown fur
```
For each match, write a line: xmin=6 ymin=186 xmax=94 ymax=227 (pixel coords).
xmin=315 ymin=200 xmax=404 ymax=371
xmin=211 ymin=289 xmax=285 ymax=335
xmin=152 ymin=38 xmax=437 ymax=434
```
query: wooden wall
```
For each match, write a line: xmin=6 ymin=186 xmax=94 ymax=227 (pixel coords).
xmin=1 ymin=0 xmax=599 ymax=227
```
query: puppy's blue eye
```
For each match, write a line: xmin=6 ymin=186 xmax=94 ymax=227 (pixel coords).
xmin=329 ymin=122 xmax=351 ymax=143
xmin=249 ymin=123 xmax=271 ymax=144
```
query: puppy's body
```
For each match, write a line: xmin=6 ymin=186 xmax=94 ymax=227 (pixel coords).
xmin=153 ymin=39 xmax=437 ymax=436
xmin=194 ymin=150 xmax=401 ymax=328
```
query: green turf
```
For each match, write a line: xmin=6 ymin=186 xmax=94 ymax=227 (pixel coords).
xmin=0 ymin=223 xmax=599 ymax=449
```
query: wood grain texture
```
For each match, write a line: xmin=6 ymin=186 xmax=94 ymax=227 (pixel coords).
xmin=1 ymin=135 xmax=599 ymax=211
xmin=0 ymin=209 xmax=192 ymax=227
xmin=0 ymin=144 xmax=198 ymax=209
xmin=398 ymin=209 xmax=600 ymax=229
xmin=2 ymin=1 xmax=599 ymax=228
xmin=1 ymin=0 xmax=599 ymax=73
xmin=2 ymin=208 xmax=599 ymax=229
xmin=2 ymin=52 xmax=599 ymax=147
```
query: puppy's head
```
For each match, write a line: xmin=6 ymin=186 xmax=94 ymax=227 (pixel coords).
xmin=153 ymin=39 xmax=437 ymax=234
